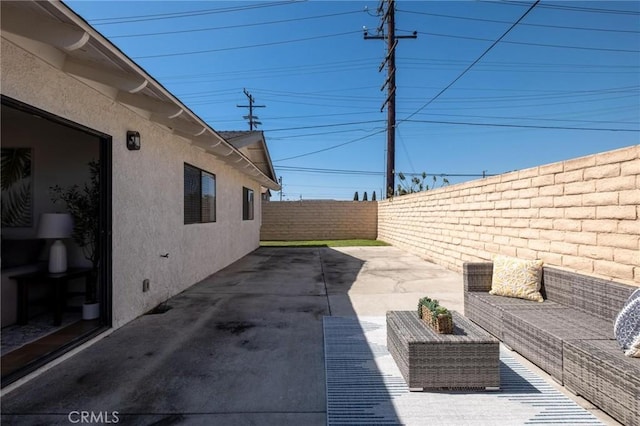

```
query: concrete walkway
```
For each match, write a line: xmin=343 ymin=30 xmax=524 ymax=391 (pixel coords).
xmin=0 ymin=246 xmax=618 ymax=425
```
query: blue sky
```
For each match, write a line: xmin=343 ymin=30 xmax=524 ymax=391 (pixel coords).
xmin=65 ymin=1 xmax=639 ymax=200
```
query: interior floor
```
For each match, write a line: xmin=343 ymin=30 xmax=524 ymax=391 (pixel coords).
xmin=1 ymin=317 xmax=100 ymax=379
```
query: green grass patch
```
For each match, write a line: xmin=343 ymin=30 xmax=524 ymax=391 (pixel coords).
xmin=260 ymin=239 xmax=390 ymax=247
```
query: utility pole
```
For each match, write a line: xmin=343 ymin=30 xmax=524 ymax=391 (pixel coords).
xmin=364 ymin=0 xmax=416 ymax=198
xmin=237 ymin=88 xmax=265 ymax=131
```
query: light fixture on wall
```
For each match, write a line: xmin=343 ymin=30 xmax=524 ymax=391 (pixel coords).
xmin=126 ymin=130 xmax=140 ymax=150
xmin=37 ymin=213 xmax=74 ymax=273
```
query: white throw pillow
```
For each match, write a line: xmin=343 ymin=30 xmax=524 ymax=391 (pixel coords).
xmin=614 ymin=289 xmax=640 ymax=357
xmin=625 ymin=334 xmax=640 ymax=358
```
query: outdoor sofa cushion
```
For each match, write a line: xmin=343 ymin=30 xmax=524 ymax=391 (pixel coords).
xmin=464 ymin=292 xmax=563 ymax=341
xmin=502 ymin=307 xmax=614 ymax=382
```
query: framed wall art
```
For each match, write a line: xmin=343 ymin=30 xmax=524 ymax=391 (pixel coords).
xmin=1 ymin=147 xmax=33 ymax=227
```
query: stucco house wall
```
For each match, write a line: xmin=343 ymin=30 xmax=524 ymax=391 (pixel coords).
xmin=2 ymin=38 xmax=265 ymax=328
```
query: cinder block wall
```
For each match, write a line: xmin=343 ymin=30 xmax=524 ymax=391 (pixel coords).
xmin=378 ymin=145 xmax=639 ymax=285
xmin=261 ymin=200 xmax=377 ymax=240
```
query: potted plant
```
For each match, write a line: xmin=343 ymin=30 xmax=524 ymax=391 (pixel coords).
xmin=418 ymin=296 xmax=453 ymax=334
xmin=50 ymin=160 xmax=100 ymax=320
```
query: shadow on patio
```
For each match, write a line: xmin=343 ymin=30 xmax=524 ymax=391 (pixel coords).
xmin=0 ymin=246 xmax=615 ymax=425
xmin=0 ymin=246 xmax=409 ymax=425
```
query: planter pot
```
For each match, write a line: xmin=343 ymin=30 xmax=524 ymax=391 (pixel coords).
xmin=83 ymin=302 xmax=100 ymax=320
xmin=420 ymin=306 xmax=453 ymax=334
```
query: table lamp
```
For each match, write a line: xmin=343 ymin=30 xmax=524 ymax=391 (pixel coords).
xmin=37 ymin=213 xmax=73 ymax=273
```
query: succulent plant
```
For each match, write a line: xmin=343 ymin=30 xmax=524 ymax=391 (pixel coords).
xmin=418 ymin=296 xmax=452 ymax=322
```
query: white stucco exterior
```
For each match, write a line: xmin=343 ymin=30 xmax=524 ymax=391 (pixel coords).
xmin=2 ymin=27 xmax=270 ymax=328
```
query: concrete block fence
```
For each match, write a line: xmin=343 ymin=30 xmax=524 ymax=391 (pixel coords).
xmin=378 ymin=145 xmax=639 ymax=285
xmin=261 ymin=145 xmax=639 ymax=285
xmin=261 ymin=200 xmax=378 ymax=241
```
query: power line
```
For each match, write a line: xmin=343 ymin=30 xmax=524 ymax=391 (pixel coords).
xmin=397 ymin=9 xmax=640 ymax=34
xmin=266 ymin=128 xmax=383 ymax=140
xmin=276 ymin=165 xmax=495 ymax=178
xmin=133 ymin=30 xmax=360 ymax=59
xmin=87 ymin=1 xmax=303 ymax=25
xmin=403 ymin=119 xmax=639 ymax=132
xmin=243 ymin=84 xmax=638 ymax=104
xmin=407 ymin=111 xmax=639 ymax=126
xmin=160 ymin=57 xmax=636 ymax=84
xmin=265 ymin=120 xmax=385 ymax=133
xmin=108 ymin=10 xmax=361 ymax=38
xmin=494 ymin=1 xmax=640 ymax=16
xmin=277 ymin=166 xmax=381 ymax=176
xmin=397 ymin=127 xmax=416 ymax=173
xmin=159 ymin=58 xmax=377 ymax=81
xmin=273 ymin=129 xmax=386 ymax=162
xmin=400 ymin=93 xmax=639 ymax=112
xmin=412 ymin=30 xmax=639 ymax=54
xmin=400 ymin=0 xmax=538 ymax=124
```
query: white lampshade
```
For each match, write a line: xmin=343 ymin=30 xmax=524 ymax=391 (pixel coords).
xmin=37 ymin=213 xmax=73 ymax=239
xmin=37 ymin=213 xmax=73 ymax=273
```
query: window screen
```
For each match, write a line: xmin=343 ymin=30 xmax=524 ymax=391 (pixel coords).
xmin=184 ymin=164 xmax=216 ymax=224
xmin=243 ymin=187 xmax=254 ymax=221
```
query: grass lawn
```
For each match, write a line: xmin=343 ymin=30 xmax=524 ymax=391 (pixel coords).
xmin=260 ymin=239 xmax=390 ymax=247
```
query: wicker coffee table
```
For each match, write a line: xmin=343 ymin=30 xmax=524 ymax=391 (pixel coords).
xmin=387 ymin=310 xmax=500 ymax=391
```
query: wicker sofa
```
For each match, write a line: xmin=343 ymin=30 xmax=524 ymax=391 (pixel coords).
xmin=463 ymin=262 xmax=640 ymax=426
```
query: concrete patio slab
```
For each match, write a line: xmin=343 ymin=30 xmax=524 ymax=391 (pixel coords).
xmin=323 ymin=246 xmax=463 ymax=316
xmin=0 ymin=246 xmax=621 ymax=425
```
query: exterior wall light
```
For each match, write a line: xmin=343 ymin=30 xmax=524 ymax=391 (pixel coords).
xmin=126 ymin=130 xmax=140 ymax=150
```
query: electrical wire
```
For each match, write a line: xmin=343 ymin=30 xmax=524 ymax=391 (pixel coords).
xmin=413 ymin=30 xmax=640 ymax=54
xmin=402 ymin=1 xmax=548 ymax=124
xmin=494 ymin=1 xmax=640 ymax=16
xmin=133 ymin=30 xmax=361 ymax=59
xmin=405 ymin=111 xmax=639 ymax=126
xmin=397 ymin=8 xmax=640 ymax=34
xmin=398 ymin=57 xmax=640 ymax=70
xmin=273 ymin=129 xmax=386 ymax=162
xmin=158 ymin=59 xmax=377 ymax=81
xmin=400 ymin=93 xmax=639 ymax=111
xmin=276 ymin=165 xmax=494 ymax=178
xmin=108 ymin=10 xmax=361 ymax=38
xmin=396 ymin=127 xmax=416 ymax=173
xmin=263 ymin=120 xmax=385 ymax=133
xmin=160 ymin=57 xmax=636 ymax=85
xmin=87 ymin=1 xmax=303 ymax=25
xmin=403 ymin=119 xmax=638 ymax=132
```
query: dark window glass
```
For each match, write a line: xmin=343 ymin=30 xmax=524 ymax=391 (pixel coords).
xmin=243 ymin=187 xmax=254 ymax=220
xmin=184 ymin=164 xmax=216 ymax=224
xmin=201 ymin=171 xmax=216 ymax=222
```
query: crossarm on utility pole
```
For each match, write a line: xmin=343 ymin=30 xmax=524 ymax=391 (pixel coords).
xmin=363 ymin=0 xmax=416 ymax=198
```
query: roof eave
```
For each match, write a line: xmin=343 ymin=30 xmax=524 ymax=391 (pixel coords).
xmin=0 ymin=0 xmax=280 ymax=190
